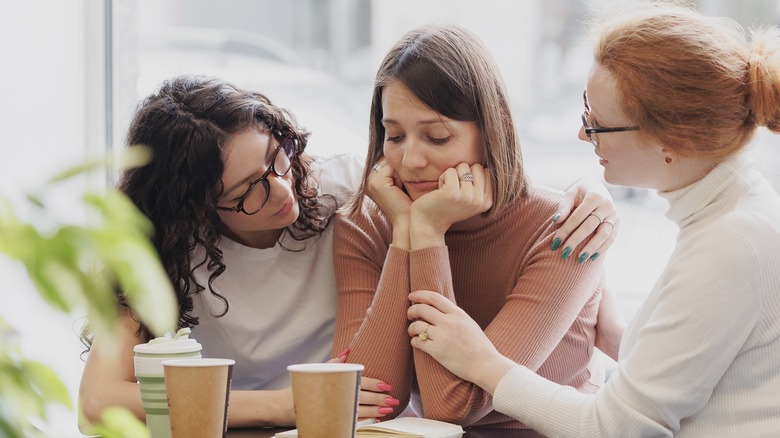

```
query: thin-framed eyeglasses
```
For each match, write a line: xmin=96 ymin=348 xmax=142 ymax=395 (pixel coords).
xmin=581 ymin=90 xmax=639 ymax=146
xmin=216 ymin=134 xmax=297 ymax=215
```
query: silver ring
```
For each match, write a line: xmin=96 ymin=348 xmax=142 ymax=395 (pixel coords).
xmin=418 ymin=323 xmax=430 ymax=341
xmin=588 ymin=211 xmax=604 ymax=224
xmin=372 ymin=164 xmax=382 ymax=173
xmin=459 ymin=172 xmax=474 ymax=183
xmin=601 ymin=219 xmax=615 ymax=229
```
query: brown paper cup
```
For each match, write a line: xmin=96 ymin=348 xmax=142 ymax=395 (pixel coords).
xmin=162 ymin=358 xmax=235 ymax=438
xmin=288 ymin=363 xmax=364 ymax=438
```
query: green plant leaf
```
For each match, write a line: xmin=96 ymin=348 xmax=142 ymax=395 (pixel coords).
xmin=20 ymin=360 xmax=72 ymax=409
xmin=84 ymin=407 xmax=149 ymax=438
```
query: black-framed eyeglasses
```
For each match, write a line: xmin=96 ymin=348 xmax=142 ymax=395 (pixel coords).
xmin=581 ymin=90 xmax=639 ymax=146
xmin=216 ymin=135 xmax=297 ymax=215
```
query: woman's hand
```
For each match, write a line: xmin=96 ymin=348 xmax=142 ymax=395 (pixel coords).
xmin=329 ymin=351 xmax=399 ymax=421
xmin=366 ymin=159 xmax=413 ymax=227
xmin=357 ymin=377 xmax=399 ymax=421
xmin=367 ymin=159 xmax=414 ymax=249
xmin=552 ymin=177 xmax=619 ymax=263
xmin=407 ymin=290 xmax=514 ymax=394
xmin=409 ymin=163 xmax=493 ymax=249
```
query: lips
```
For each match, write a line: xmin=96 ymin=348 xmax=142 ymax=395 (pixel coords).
xmin=273 ymin=197 xmax=295 ymax=217
xmin=403 ymin=180 xmax=439 ymax=193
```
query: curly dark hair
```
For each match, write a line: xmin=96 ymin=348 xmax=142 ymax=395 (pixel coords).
xmin=113 ymin=74 xmax=335 ymax=341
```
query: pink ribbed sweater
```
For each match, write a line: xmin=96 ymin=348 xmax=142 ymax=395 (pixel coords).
xmin=332 ymin=184 xmax=605 ymax=428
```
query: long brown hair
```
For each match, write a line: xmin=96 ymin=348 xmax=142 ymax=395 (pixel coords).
xmin=346 ymin=24 xmax=527 ymax=215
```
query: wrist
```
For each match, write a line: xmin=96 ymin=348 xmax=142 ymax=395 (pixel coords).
xmin=472 ymin=354 xmax=515 ymax=395
xmin=391 ymin=216 xmax=411 ymax=250
xmin=409 ymin=211 xmax=446 ymax=250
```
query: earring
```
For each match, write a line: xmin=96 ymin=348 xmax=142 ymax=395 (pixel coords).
xmin=665 ymin=157 xmax=672 ymax=164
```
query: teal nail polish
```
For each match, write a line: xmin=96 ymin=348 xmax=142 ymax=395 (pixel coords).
xmin=552 ymin=212 xmax=561 ymax=223
xmin=551 ymin=238 xmax=562 ymax=251
xmin=577 ymin=253 xmax=590 ymax=264
xmin=562 ymin=247 xmax=572 ymax=260
xmin=590 ymin=252 xmax=600 ymax=261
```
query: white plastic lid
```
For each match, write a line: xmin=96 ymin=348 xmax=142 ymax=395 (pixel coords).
xmin=288 ymin=363 xmax=364 ymax=373
xmin=133 ymin=328 xmax=202 ymax=355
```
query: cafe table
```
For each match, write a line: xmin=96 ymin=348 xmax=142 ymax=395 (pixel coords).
xmin=227 ymin=425 xmax=547 ymax=437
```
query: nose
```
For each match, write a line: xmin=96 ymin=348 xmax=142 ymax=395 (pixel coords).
xmin=267 ymin=171 xmax=293 ymax=199
xmin=401 ymin=138 xmax=428 ymax=169
xmin=577 ymin=125 xmax=589 ymax=143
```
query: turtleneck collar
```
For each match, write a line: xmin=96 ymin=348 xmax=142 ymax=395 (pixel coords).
xmin=658 ymin=154 xmax=757 ymax=228
xmin=448 ymin=185 xmax=533 ymax=233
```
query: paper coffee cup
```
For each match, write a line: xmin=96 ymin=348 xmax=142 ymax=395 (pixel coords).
xmin=288 ymin=363 xmax=364 ymax=438
xmin=134 ymin=328 xmax=202 ymax=438
xmin=163 ymin=358 xmax=235 ymax=438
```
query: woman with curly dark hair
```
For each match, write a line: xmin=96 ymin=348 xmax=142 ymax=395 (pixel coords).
xmin=77 ymin=74 xmax=378 ymax=427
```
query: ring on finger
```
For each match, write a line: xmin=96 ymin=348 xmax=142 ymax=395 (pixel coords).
xmin=418 ymin=323 xmax=430 ymax=341
xmin=601 ymin=219 xmax=616 ymax=229
xmin=459 ymin=172 xmax=474 ymax=184
xmin=588 ymin=211 xmax=604 ymax=224
xmin=372 ymin=164 xmax=382 ymax=173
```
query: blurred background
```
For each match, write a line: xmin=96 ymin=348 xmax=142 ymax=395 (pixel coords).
xmin=2 ymin=0 xmax=779 ymax=435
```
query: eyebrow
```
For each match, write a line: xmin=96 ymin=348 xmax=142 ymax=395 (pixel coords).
xmin=223 ymin=173 xmax=256 ymax=198
xmin=222 ymin=137 xmax=277 ymax=196
xmin=382 ymin=118 xmax=448 ymax=127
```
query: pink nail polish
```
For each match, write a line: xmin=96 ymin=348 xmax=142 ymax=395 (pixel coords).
xmin=337 ymin=348 xmax=350 ymax=359
xmin=377 ymin=382 xmax=393 ymax=392
xmin=384 ymin=397 xmax=400 ymax=406
xmin=378 ymin=407 xmax=394 ymax=415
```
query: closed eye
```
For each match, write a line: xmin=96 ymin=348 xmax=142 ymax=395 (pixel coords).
xmin=385 ymin=135 xmax=404 ymax=143
xmin=429 ymin=136 xmax=450 ymax=145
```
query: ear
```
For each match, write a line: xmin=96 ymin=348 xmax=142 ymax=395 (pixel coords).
xmin=659 ymin=146 xmax=676 ymax=164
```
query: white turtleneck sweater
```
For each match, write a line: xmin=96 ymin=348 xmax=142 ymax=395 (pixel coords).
xmin=492 ymin=155 xmax=780 ymax=437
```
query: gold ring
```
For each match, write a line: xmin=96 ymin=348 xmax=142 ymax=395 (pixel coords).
xmin=418 ymin=323 xmax=430 ymax=341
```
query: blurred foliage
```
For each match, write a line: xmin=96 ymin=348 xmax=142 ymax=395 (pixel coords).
xmin=0 ymin=146 xmax=175 ymax=436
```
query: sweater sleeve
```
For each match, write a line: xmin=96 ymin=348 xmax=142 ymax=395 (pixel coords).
xmin=331 ymin=208 xmax=414 ymax=410
xmin=410 ymin=232 xmax=603 ymax=425
xmin=493 ymin=225 xmax=766 ymax=437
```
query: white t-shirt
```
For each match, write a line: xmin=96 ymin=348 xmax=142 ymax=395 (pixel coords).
xmin=190 ymin=153 xmax=363 ymax=390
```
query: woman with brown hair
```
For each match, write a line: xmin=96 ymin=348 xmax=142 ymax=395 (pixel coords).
xmin=332 ymin=25 xmax=615 ymax=429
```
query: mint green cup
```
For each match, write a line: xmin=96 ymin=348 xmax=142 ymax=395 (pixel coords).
xmin=134 ymin=328 xmax=202 ymax=438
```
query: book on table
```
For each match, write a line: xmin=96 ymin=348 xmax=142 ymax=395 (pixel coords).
xmin=273 ymin=417 xmax=464 ymax=437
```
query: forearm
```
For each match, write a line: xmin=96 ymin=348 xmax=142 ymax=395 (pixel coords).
xmin=409 ymin=247 xmax=494 ymax=423
xmin=335 ymin=247 xmax=414 ymax=409
xmin=227 ymin=388 xmax=295 ymax=428
xmin=79 ymin=380 xmax=144 ymax=428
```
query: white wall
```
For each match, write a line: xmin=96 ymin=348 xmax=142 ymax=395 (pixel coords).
xmin=0 ymin=1 xmax=91 ymax=436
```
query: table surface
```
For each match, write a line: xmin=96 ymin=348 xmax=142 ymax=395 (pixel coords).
xmin=227 ymin=426 xmax=546 ymax=437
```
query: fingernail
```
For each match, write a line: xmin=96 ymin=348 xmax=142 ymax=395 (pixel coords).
xmin=577 ymin=253 xmax=589 ymax=264
xmin=551 ymin=238 xmax=562 ymax=251
xmin=562 ymin=247 xmax=572 ymax=260
xmin=378 ymin=407 xmax=394 ymax=415
xmin=552 ymin=212 xmax=561 ymax=223
xmin=384 ymin=397 xmax=400 ymax=406
xmin=590 ymin=252 xmax=600 ymax=261
xmin=377 ymin=382 xmax=393 ymax=392
xmin=337 ymin=348 xmax=350 ymax=359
